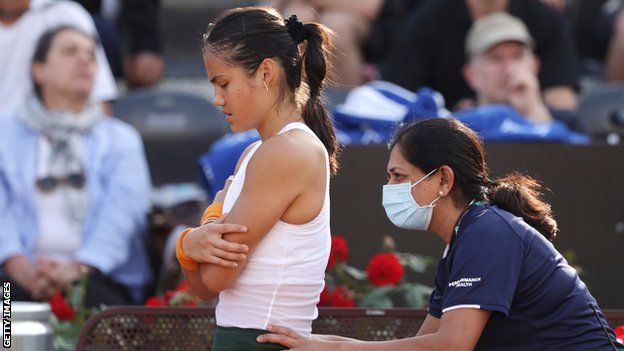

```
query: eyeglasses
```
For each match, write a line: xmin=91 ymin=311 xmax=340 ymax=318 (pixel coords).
xmin=35 ymin=173 xmax=86 ymax=193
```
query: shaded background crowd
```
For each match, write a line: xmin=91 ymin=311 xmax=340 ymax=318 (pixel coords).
xmin=1 ymin=0 xmax=624 ymax=311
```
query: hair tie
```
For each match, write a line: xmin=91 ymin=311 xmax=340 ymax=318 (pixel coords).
xmin=285 ymin=15 xmax=305 ymax=44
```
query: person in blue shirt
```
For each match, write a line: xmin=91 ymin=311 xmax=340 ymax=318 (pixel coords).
xmin=0 ymin=26 xmax=151 ymax=305
xmin=257 ymin=118 xmax=623 ymax=350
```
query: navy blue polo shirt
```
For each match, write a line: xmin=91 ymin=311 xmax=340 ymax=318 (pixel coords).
xmin=428 ymin=204 xmax=623 ymax=350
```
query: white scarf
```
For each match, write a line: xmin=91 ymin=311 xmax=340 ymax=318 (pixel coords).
xmin=19 ymin=95 xmax=103 ymax=224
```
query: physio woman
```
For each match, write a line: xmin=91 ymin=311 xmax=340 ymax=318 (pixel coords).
xmin=258 ymin=118 xmax=624 ymax=351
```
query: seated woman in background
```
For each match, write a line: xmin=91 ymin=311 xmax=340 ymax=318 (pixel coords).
xmin=0 ymin=26 xmax=152 ymax=306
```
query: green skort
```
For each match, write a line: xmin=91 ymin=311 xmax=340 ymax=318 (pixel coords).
xmin=213 ymin=326 xmax=285 ymax=350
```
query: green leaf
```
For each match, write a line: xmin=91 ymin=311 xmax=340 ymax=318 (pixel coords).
xmin=68 ymin=285 xmax=82 ymax=307
xmin=393 ymin=283 xmax=413 ymax=293
xmin=404 ymin=283 xmax=434 ymax=308
xmin=324 ymin=275 xmax=336 ymax=290
xmin=398 ymin=253 xmax=432 ymax=273
xmin=373 ymin=285 xmax=395 ymax=295
xmin=359 ymin=285 xmax=394 ymax=301
xmin=54 ymin=334 xmax=75 ymax=350
xmin=358 ymin=286 xmax=395 ymax=307
xmin=359 ymin=295 xmax=394 ymax=308
xmin=168 ymin=291 xmax=183 ymax=305
xmin=343 ymin=265 xmax=367 ymax=280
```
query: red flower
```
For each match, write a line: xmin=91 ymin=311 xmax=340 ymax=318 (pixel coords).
xmin=144 ymin=296 xmax=167 ymax=306
xmin=332 ymin=236 xmax=348 ymax=262
xmin=49 ymin=292 xmax=76 ymax=321
xmin=330 ymin=286 xmax=356 ymax=307
xmin=615 ymin=326 xmax=624 ymax=341
xmin=327 ymin=255 xmax=335 ymax=271
xmin=327 ymin=235 xmax=348 ymax=270
xmin=176 ymin=280 xmax=189 ymax=291
xmin=318 ymin=286 xmax=331 ymax=306
xmin=366 ymin=253 xmax=404 ymax=286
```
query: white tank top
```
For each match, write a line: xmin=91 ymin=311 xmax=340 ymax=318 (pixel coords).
xmin=216 ymin=122 xmax=331 ymax=336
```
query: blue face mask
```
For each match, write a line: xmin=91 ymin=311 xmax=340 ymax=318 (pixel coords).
xmin=382 ymin=168 xmax=441 ymax=230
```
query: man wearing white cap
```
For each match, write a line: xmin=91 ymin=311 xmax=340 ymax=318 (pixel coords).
xmin=458 ymin=12 xmax=588 ymax=136
xmin=462 ymin=12 xmax=554 ymax=124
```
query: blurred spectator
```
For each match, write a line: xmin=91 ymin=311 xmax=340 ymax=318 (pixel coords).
xmin=604 ymin=3 xmax=624 ymax=81
xmin=363 ymin=0 xmax=425 ymax=76
xmin=571 ymin=0 xmax=624 ymax=81
xmin=539 ymin=0 xmax=568 ymax=13
xmin=0 ymin=26 xmax=151 ymax=305
xmin=534 ymin=0 xmax=624 ymax=82
xmin=571 ymin=0 xmax=610 ymax=68
xmin=382 ymin=0 xmax=579 ymax=111
xmin=72 ymin=0 xmax=164 ymax=88
xmin=462 ymin=13 xmax=555 ymax=124
xmin=265 ymin=0 xmax=384 ymax=87
xmin=456 ymin=13 xmax=588 ymax=144
xmin=0 ymin=0 xmax=117 ymax=117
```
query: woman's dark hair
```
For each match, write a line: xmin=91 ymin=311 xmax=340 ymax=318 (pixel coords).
xmin=390 ymin=118 xmax=558 ymax=241
xmin=202 ymin=7 xmax=340 ymax=175
xmin=31 ymin=25 xmax=95 ymax=99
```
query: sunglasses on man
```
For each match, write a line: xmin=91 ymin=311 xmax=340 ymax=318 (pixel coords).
xmin=35 ymin=173 xmax=86 ymax=193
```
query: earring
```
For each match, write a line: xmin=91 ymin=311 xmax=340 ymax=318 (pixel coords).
xmin=438 ymin=191 xmax=444 ymax=196
xmin=263 ymin=81 xmax=269 ymax=91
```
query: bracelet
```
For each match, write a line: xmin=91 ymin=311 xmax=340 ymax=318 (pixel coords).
xmin=176 ymin=228 xmax=198 ymax=271
xmin=177 ymin=201 xmax=224 ymax=271
xmin=201 ymin=201 xmax=223 ymax=225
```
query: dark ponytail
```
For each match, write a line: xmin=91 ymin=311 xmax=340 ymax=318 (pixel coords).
xmin=391 ymin=118 xmax=558 ymax=241
xmin=300 ymin=22 xmax=340 ymax=175
xmin=202 ymin=8 xmax=340 ymax=175
xmin=488 ymin=173 xmax=558 ymax=241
